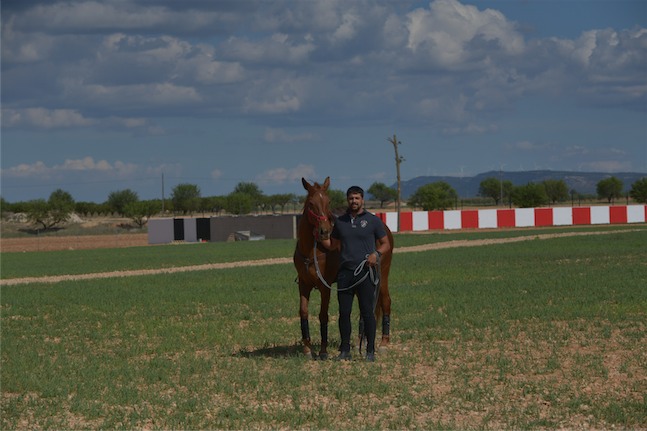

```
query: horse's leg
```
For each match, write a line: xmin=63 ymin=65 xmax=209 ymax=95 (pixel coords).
xmin=318 ymin=286 xmax=331 ymax=360
xmin=299 ymin=285 xmax=315 ymax=359
xmin=379 ymin=279 xmax=391 ymax=350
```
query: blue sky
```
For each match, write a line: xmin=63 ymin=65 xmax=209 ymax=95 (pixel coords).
xmin=2 ymin=0 xmax=646 ymax=203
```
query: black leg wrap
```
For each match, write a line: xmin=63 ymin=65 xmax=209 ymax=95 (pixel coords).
xmin=382 ymin=314 xmax=391 ymax=336
xmin=300 ymin=318 xmax=310 ymax=340
xmin=358 ymin=316 xmax=365 ymax=337
xmin=320 ymin=321 xmax=328 ymax=344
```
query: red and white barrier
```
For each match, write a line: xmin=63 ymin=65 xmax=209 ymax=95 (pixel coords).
xmin=377 ymin=205 xmax=647 ymax=232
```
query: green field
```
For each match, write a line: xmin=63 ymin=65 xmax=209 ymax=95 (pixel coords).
xmin=2 ymin=226 xmax=646 ymax=429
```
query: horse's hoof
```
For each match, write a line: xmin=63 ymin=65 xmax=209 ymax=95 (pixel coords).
xmin=319 ymin=352 xmax=329 ymax=361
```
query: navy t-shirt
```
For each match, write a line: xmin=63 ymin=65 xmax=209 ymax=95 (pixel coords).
xmin=331 ymin=210 xmax=387 ymax=269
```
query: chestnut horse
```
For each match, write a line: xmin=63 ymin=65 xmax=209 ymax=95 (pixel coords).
xmin=293 ymin=177 xmax=394 ymax=360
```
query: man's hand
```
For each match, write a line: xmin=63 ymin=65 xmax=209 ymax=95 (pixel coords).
xmin=368 ymin=251 xmax=380 ymax=267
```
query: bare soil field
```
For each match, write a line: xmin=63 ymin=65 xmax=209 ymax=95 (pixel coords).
xmin=0 ymin=233 xmax=149 ymax=253
xmin=1 ymin=215 xmax=150 ymax=253
xmin=0 ymin=233 xmax=148 ymax=253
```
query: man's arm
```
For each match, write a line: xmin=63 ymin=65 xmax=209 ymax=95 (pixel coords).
xmin=368 ymin=234 xmax=390 ymax=267
xmin=319 ymin=236 xmax=340 ymax=251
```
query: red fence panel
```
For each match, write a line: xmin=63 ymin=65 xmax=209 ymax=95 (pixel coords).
xmin=461 ymin=210 xmax=479 ymax=229
xmin=428 ymin=211 xmax=444 ymax=230
xmin=535 ymin=208 xmax=553 ymax=227
xmin=609 ymin=206 xmax=627 ymax=224
xmin=400 ymin=212 xmax=413 ymax=232
xmin=497 ymin=209 xmax=516 ymax=228
xmin=573 ymin=207 xmax=591 ymax=225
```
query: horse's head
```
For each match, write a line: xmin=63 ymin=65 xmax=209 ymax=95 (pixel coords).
xmin=302 ymin=177 xmax=334 ymax=241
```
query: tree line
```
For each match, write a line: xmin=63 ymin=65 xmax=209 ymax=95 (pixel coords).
xmin=2 ymin=176 xmax=646 ymax=231
xmin=408 ymin=176 xmax=647 ymax=211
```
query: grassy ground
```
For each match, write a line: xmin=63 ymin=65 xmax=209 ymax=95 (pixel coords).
xmin=1 ymin=227 xmax=646 ymax=429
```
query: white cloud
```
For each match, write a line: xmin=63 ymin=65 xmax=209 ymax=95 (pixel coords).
xmin=264 ymin=128 xmax=315 ymax=143
xmin=406 ymin=0 xmax=524 ymax=67
xmin=1 ymin=157 xmax=138 ymax=178
xmin=514 ymin=141 xmax=539 ymax=151
xmin=442 ymin=123 xmax=498 ymax=135
xmin=65 ymin=82 xmax=202 ymax=107
xmin=14 ymin=1 xmax=217 ymax=33
xmin=1 ymin=108 xmax=94 ymax=128
xmin=244 ymin=95 xmax=300 ymax=114
xmin=256 ymin=164 xmax=316 ymax=185
xmin=580 ymin=160 xmax=633 ymax=172
xmin=507 ymin=141 xmax=552 ymax=151
xmin=1 ymin=161 xmax=49 ymax=178
xmin=331 ymin=12 xmax=360 ymax=44
xmin=222 ymin=34 xmax=315 ymax=65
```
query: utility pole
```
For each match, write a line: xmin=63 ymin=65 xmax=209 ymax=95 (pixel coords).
xmin=161 ymin=172 xmax=165 ymax=214
xmin=388 ymin=134 xmax=404 ymax=232
xmin=499 ymin=164 xmax=505 ymax=207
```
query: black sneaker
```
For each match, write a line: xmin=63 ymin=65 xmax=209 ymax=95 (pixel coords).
xmin=366 ymin=352 xmax=375 ymax=362
xmin=335 ymin=351 xmax=352 ymax=361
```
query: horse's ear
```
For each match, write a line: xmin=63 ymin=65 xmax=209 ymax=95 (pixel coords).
xmin=323 ymin=176 xmax=330 ymax=190
xmin=302 ymin=177 xmax=311 ymax=191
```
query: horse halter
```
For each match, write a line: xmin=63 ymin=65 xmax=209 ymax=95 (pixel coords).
xmin=307 ymin=208 xmax=328 ymax=226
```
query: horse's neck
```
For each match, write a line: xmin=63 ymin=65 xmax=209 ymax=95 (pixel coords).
xmin=297 ymin=217 xmax=317 ymax=256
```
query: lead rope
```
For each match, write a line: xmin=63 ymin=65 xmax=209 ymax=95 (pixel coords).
xmin=313 ymin=240 xmax=379 ymax=292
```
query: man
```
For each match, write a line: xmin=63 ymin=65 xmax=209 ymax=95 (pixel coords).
xmin=320 ymin=185 xmax=390 ymax=362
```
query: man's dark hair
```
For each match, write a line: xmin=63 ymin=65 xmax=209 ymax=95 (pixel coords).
xmin=346 ymin=186 xmax=364 ymax=198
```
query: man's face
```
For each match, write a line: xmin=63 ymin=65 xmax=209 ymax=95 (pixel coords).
xmin=347 ymin=192 xmax=364 ymax=212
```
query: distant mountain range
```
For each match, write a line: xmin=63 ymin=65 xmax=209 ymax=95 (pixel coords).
xmin=396 ymin=170 xmax=647 ymax=199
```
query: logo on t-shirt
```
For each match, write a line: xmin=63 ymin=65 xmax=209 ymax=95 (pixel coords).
xmin=360 ymin=220 xmax=368 ymax=228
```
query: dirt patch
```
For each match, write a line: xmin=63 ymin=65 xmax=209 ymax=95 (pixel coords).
xmin=0 ymin=233 xmax=149 ymax=253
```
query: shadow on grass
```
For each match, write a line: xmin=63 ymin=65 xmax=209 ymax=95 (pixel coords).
xmin=235 ymin=342 xmax=336 ymax=360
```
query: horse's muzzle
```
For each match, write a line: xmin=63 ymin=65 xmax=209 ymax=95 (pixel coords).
xmin=319 ymin=227 xmax=330 ymax=240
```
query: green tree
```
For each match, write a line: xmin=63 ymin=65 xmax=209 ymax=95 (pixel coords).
xmin=233 ymin=182 xmax=263 ymax=198
xmin=408 ymin=181 xmax=457 ymax=210
xmin=256 ymin=195 xmax=271 ymax=214
xmin=124 ymin=200 xmax=158 ymax=228
xmin=172 ymin=184 xmax=201 ymax=214
xmin=267 ymin=193 xmax=295 ymax=213
xmin=208 ymin=196 xmax=227 ymax=215
xmin=48 ymin=189 xmax=75 ymax=224
xmin=25 ymin=199 xmax=51 ymax=230
xmin=367 ymin=182 xmax=397 ymax=208
xmin=629 ymin=177 xmax=647 ymax=203
xmin=225 ymin=192 xmax=253 ymax=215
xmin=199 ymin=196 xmax=219 ymax=215
xmin=107 ymin=189 xmax=139 ymax=216
xmin=328 ymin=189 xmax=347 ymax=212
xmin=478 ymin=177 xmax=513 ymax=205
xmin=0 ymin=197 xmax=8 ymax=218
xmin=25 ymin=189 xmax=75 ymax=230
xmin=512 ymin=183 xmax=548 ymax=208
xmin=596 ymin=177 xmax=623 ymax=203
xmin=5 ymin=200 xmax=30 ymax=214
xmin=230 ymin=182 xmax=265 ymax=212
xmin=75 ymin=201 xmax=97 ymax=217
xmin=542 ymin=179 xmax=569 ymax=205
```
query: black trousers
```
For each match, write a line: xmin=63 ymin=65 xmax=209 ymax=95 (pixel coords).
xmin=337 ymin=267 xmax=377 ymax=354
